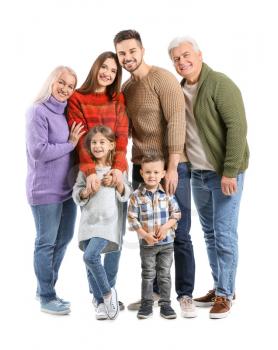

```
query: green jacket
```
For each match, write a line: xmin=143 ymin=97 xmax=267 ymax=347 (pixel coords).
xmin=181 ymin=63 xmax=249 ymax=177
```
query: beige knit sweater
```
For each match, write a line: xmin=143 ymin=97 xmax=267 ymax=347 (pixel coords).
xmin=122 ymin=66 xmax=187 ymax=164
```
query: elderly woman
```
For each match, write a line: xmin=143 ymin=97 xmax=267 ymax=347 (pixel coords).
xmin=26 ymin=66 xmax=84 ymax=315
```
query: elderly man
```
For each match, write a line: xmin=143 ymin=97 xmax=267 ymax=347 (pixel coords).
xmin=168 ymin=36 xmax=249 ymax=319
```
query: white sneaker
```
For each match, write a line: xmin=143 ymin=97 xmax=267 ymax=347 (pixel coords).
xmin=179 ymin=296 xmax=197 ymax=318
xmin=95 ymin=303 xmax=108 ymax=320
xmin=104 ymin=288 xmax=119 ymax=320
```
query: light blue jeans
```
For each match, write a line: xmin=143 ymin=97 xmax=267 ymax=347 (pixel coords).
xmin=83 ymin=238 xmax=121 ymax=304
xmin=191 ymin=170 xmax=244 ymax=299
xmin=31 ymin=198 xmax=76 ymax=303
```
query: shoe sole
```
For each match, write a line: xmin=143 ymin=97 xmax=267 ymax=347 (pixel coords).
xmin=41 ymin=308 xmax=71 ymax=315
xmin=209 ymin=310 xmax=230 ymax=319
xmin=137 ymin=313 xmax=153 ymax=319
xmin=96 ymin=316 xmax=108 ymax=320
xmin=160 ymin=313 xmax=177 ymax=319
xmin=181 ymin=311 xmax=197 ymax=318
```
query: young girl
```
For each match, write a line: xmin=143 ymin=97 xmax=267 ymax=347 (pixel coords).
xmin=72 ymin=125 xmax=131 ymax=320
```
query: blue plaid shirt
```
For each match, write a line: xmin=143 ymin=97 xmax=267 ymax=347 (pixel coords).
xmin=128 ymin=183 xmax=181 ymax=246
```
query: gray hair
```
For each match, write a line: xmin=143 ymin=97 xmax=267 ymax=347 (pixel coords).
xmin=34 ymin=66 xmax=77 ymax=104
xmin=168 ymin=36 xmax=200 ymax=59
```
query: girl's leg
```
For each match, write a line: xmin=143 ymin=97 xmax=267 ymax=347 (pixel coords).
xmin=83 ymin=238 xmax=111 ymax=298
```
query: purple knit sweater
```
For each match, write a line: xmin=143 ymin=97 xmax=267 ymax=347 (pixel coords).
xmin=26 ymin=96 xmax=75 ymax=205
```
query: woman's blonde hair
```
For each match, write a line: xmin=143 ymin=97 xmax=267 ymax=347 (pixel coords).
xmin=34 ymin=66 xmax=77 ymax=104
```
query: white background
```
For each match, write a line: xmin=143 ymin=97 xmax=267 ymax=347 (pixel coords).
xmin=1 ymin=0 xmax=277 ymax=349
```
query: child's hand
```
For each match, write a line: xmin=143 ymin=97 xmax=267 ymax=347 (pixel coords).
xmin=80 ymin=188 xmax=91 ymax=199
xmin=156 ymin=225 xmax=168 ymax=241
xmin=81 ymin=179 xmax=101 ymax=198
xmin=102 ymin=174 xmax=113 ymax=187
xmin=145 ymin=232 xmax=158 ymax=245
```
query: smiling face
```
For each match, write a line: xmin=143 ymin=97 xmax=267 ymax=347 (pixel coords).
xmin=90 ymin=132 xmax=114 ymax=165
xmin=140 ymin=160 xmax=166 ymax=191
xmin=96 ymin=58 xmax=118 ymax=92
xmin=51 ymin=71 xmax=76 ymax=102
xmin=115 ymin=38 xmax=144 ymax=73
xmin=171 ymin=42 xmax=203 ymax=84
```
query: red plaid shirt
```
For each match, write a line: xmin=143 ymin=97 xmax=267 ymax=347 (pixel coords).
xmin=67 ymin=91 xmax=128 ymax=176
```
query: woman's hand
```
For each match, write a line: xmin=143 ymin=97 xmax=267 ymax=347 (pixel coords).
xmin=68 ymin=122 xmax=85 ymax=147
xmin=86 ymin=173 xmax=101 ymax=193
xmin=103 ymin=169 xmax=123 ymax=187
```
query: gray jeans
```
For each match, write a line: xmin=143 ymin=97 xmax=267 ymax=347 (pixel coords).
xmin=140 ymin=243 xmax=173 ymax=306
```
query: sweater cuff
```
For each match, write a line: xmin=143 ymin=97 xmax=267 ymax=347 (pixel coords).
xmin=167 ymin=146 xmax=183 ymax=154
xmin=223 ymin=166 xmax=239 ymax=178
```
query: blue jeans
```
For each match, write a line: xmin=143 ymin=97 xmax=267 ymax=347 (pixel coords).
xmin=132 ymin=162 xmax=195 ymax=299
xmin=83 ymin=238 xmax=121 ymax=303
xmin=31 ymin=198 xmax=76 ymax=303
xmin=191 ymin=170 xmax=244 ymax=299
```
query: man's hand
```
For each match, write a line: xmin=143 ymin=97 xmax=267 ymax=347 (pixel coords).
xmin=221 ymin=176 xmax=237 ymax=196
xmin=164 ymin=168 xmax=178 ymax=195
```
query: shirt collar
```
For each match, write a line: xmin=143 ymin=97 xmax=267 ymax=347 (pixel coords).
xmin=138 ymin=183 xmax=165 ymax=196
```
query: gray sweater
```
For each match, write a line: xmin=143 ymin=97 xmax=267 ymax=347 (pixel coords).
xmin=72 ymin=167 xmax=131 ymax=253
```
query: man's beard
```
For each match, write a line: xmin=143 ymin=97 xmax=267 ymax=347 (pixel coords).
xmin=124 ymin=57 xmax=143 ymax=73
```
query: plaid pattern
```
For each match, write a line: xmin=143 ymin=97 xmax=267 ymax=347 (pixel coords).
xmin=67 ymin=92 xmax=128 ymax=176
xmin=128 ymin=183 xmax=181 ymax=246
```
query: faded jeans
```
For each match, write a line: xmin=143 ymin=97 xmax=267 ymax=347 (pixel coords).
xmin=192 ymin=170 xmax=244 ymax=298
xmin=31 ymin=198 xmax=76 ymax=303
xmin=140 ymin=243 xmax=174 ymax=305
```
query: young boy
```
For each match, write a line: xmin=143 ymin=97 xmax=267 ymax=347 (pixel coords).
xmin=128 ymin=154 xmax=181 ymax=319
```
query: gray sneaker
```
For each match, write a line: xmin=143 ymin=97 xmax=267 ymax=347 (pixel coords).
xmin=41 ymin=299 xmax=70 ymax=315
xmin=93 ymin=297 xmax=124 ymax=311
xmin=104 ymin=288 xmax=119 ymax=320
xmin=95 ymin=303 xmax=108 ymax=320
xmin=127 ymin=292 xmax=160 ymax=311
xmin=179 ymin=296 xmax=197 ymax=318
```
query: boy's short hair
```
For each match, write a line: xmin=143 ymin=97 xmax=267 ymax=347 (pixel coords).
xmin=141 ymin=153 xmax=165 ymax=166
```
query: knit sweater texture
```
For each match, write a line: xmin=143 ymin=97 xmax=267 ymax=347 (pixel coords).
xmin=122 ymin=66 xmax=187 ymax=164
xmin=181 ymin=63 xmax=249 ymax=177
xmin=67 ymin=92 xmax=128 ymax=176
xmin=26 ymin=96 xmax=75 ymax=205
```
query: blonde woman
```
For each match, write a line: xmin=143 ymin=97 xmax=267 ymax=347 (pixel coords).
xmin=26 ymin=66 xmax=84 ymax=315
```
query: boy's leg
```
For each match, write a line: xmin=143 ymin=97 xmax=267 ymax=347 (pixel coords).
xmin=137 ymin=245 xmax=156 ymax=318
xmin=156 ymin=244 xmax=174 ymax=305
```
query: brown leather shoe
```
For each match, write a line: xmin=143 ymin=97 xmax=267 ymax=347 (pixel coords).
xmin=209 ymin=296 xmax=231 ymax=319
xmin=194 ymin=290 xmax=236 ymax=307
xmin=194 ymin=290 xmax=216 ymax=307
